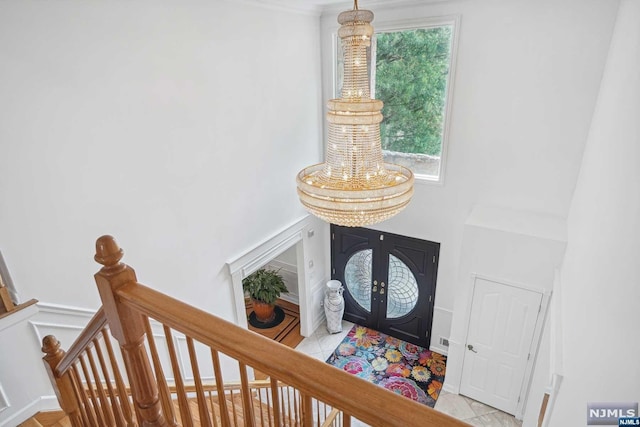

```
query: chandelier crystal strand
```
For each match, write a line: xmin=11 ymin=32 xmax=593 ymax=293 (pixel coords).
xmin=296 ymin=3 xmax=414 ymax=227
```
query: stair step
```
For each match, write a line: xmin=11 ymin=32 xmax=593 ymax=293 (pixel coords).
xmin=19 ymin=411 xmax=70 ymax=427
xmin=18 ymin=419 xmax=43 ymax=427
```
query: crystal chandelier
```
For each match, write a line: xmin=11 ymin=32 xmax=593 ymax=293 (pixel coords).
xmin=296 ymin=0 xmax=414 ymax=227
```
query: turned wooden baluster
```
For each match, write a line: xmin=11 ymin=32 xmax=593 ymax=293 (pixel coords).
xmin=41 ymin=336 xmax=84 ymax=427
xmin=0 ymin=275 xmax=15 ymax=314
xmin=94 ymin=235 xmax=168 ymax=427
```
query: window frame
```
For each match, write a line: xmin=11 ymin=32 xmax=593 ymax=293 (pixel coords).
xmin=332 ymin=15 xmax=460 ymax=185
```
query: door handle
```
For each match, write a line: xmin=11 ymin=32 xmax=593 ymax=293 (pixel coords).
xmin=467 ymin=344 xmax=477 ymax=353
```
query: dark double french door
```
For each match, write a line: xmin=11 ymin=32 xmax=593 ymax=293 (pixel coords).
xmin=331 ymin=225 xmax=440 ymax=348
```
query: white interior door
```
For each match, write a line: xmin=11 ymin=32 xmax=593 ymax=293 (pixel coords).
xmin=460 ymin=277 xmax=542 ymax=415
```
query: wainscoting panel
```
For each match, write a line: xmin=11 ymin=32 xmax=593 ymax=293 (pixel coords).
xmin=30 ymin=302 xmax=233 ymax=400
xmin=310 ymin=279 xmax=328 ymax=333
xmin=266 ymin=259 xmax=299 ymax=304
xmin=1 ymin=303 xmax=56 ymax=426
xmin=30 ymin=303 xmax=96 ymax=351
xmin=0 ymin=384 xmax=9 ymax=414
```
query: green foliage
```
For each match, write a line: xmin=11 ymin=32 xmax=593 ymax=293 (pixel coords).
xmin=242 ymin=269 xmax=288 ymax=305
xmin=375 ymin=26 xmax=452 ymax=156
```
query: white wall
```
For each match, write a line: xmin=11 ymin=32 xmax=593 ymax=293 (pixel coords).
xmin=445 ymin=206 xmax=565 ymax=403
xmin=0 ymin=0 xmax=324 ymax=418
xmin=268 ymin=244 xmax=300 ymax=303
xmin=0 ymin=0 xmax=323 ymax=319
xmin=320 ymin=0 xmax=619 ymax=345
xmin=549 ymin=0 xmax=640 ymax=424
xmin=0 ymin=306 xmax=56 ymax=426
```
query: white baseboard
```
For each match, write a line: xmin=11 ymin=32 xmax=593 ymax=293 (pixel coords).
xmin=442 ymin=382 xmax=459 ymax=395
xmin=312 ymin=312 xmax=326 ymax=334
xmin=38 ymin=395 xmax=61 ymax=412
xmin=0 ymin=398 xmax=40 ymax=427
xmin=430 ymin=344 xmax=449 ymax=356
xmin=279 ymin=293 xmax=300 ymax=305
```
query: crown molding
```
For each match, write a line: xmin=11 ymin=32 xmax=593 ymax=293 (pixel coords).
xmin=320 ymin=0 xmax=457 ymax=15
xmin=221 ymin=0 xmax=323 ymax=17
xmin=220 ymin=0 xmax=457 ymax=17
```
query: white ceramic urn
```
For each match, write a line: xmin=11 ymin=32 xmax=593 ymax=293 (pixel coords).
xmin=324 ymin=280 xmax=345 ymax=334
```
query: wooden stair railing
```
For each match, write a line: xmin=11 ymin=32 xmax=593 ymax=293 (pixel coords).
xmin=41 ymin=308 xmax=138 ymax=427
xmin=0 ymin=273 xmax=37 ymax=320
xmin=42 ymin=235 xmax=468 ymax=427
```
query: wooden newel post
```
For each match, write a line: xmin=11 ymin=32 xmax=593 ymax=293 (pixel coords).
xmin=41 ymin=336 xmax=84 ymax=427
xmin=94 ymin=235 xmax=168 ymax=427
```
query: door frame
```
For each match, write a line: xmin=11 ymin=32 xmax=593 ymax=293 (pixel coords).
xmin=459 ymin=274 xmax=551 ymax=419
xmin=331 ymin=224 xmax=439 ymax=348
xmin=226 ymin=215 xmax=316 ymax=337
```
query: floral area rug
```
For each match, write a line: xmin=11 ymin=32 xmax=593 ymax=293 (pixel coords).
xmin=325 ymin=325 xmax=447 ymax=407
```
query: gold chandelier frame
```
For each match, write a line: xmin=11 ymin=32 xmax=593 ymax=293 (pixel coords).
xmin=296 ymin=1 xmax=414 ymax=227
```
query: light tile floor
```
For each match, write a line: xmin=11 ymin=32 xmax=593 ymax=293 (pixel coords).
xmin=295 ymin=321 xmax=523 ymax=427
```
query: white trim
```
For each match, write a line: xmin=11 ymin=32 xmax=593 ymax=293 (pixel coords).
xmin=540 ymin=374 xmax=563 ymax=427
xmin=266 ymin=259 xmax=297 ymax=272
xmin=516 ymin=288 xmax=551 ymax=419
xmin=226 ymin=0 xmax=456 ymax=16
xmin=0 ymin=384 xmax=9 ymax=414
xmin=28 ymin=321 xmax=86 ymax=348
xmin=370 ymin=14 xmax=459 ymax=33
xmin=227 ymin=216 xmax=309 ymax=276
xmin=321 ymin=0 xmax=456 ymax=15
xmin=459 ymin=274 xmax=551 ymax=419
xmin=30 ymin=302 xmax=96 ymax=345
xmin=279 ymin=293 xmax=300 ymax=305
xmin=0 ymin=303 xmax=38 ymax=332
xmin=464 ymin=205 xmax=567 ymax=244
xmin=221 ymin=0 xmax=322 ymax=16
xmin=378 ymin=15 xmax=460 ymax=185
xmin=309 ymin=278 xmax=329 ymax=335
xmin=37 ymin=395 xmax=60 ymax=413
xmin=549 ymin=269 xmax=563 ymax=376
xmin=330 ymin=14 xmax=460 ymax=185
xmin=0 ymin=395 xmax=61 ymax=427
xmin=0 ymin=397 xmax=39 ymax=427
xmin=0 ymin=250 xmax=18 ymax=305
xmin=36 ymin=302 xmax=96 ymax=316
xmin=265 ymin=259 xmax=300 ymax=304
xmin=429 ymin=306 xmax=453 ymax=356
xmin=442 ymin=382 xmax=458 ymax=395
xmin=226 ymin=216 xmax=314 ymax=334
xmin=471 ymin=273 xmax=552 ymax=297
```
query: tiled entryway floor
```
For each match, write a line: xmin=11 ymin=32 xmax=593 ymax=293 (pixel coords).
xmin=295 ymin=321 xmax=522 ymax=427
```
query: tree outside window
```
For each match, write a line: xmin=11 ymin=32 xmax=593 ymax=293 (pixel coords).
xmin=336 ymin=23 xmax=456 ymax=181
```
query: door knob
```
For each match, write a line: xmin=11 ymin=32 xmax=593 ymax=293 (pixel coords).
xmin=467 ymin=344 xmax=477 ymax=353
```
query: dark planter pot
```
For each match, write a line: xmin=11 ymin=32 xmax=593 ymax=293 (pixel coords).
xmin=252 ymin=299 xmax=276 ymax=323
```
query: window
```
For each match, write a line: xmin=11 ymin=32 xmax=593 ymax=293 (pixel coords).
xmin=336 ymin=19 xmax=457 ymax=182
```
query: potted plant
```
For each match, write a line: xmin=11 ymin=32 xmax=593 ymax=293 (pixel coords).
xmin=242 ymin=268 xmax=288 ymax=323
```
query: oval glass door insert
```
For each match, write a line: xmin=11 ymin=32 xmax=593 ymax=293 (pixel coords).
xmin=344 ymin=249 xmax=373 ymax=312
xmin=386 ymin=254 xmax=419 ymax=318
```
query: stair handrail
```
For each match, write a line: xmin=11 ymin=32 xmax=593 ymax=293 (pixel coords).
xmin=52 ymin=308 xmax=107 ymax=376
xmin=94 ymin=235 xmax=467 ymax=427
